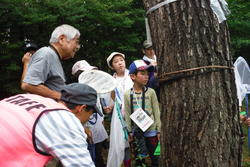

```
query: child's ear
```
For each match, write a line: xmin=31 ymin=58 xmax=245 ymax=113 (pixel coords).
xmin=142 ymin=49 xmax=145 ymax=54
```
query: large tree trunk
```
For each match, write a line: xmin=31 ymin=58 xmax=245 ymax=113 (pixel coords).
xmin=142 ymin=0 xmax=242 ymax=166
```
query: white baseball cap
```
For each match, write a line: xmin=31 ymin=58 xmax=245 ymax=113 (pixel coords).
xmin=143 ymin=40 xmax=153 ymax=49
xmin=72 ymin=60 xmax=97 ymax=75
xmin=106 ymin=52 xmax=125 ymax=69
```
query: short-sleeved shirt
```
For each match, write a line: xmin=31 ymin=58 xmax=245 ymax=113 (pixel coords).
xmin=35 ymin=110 xmax=95 ymax=167
xmin=23 ymin=46 xmax=66 ymax=92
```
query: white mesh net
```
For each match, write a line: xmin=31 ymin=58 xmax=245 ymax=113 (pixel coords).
xmin=78 ymin=70 xmax=117 ymax=94
xmin=234 ymin=57 xmax=250 ymax=106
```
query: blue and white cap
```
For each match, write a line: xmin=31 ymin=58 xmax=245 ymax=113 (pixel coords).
xmin=129 ymin=60 xmax=154 ymax=74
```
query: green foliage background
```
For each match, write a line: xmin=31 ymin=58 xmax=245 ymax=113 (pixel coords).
xmin=0 ymin=0 xmax=249 ymax=99
xmin=228 ymin=0 xmax=250 ymax=63
xmin=0 ymin=0 xmax=145 ymax=98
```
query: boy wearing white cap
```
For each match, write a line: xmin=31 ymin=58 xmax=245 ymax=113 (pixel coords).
xmin=106 ymin=52 xmax=133 ymax=167
xmin=142 ymin=40 xmax=157 ymax=66
xmin=106 ymin=52 xmax=133 ymax=113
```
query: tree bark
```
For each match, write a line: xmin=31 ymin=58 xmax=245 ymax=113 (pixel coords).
xmin=142 ymin=0 xmax=242 ymax=166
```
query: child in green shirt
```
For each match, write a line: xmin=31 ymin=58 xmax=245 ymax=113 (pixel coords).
xmin=124 ymin=60 xmax=161 ymax=167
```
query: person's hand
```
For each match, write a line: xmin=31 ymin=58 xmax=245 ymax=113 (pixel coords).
xmin=244 ymin=118 xmax=250 ymax=126
xmin=84 ymin=127 xmax=94 ymax=144
xmin=55 ymin=92 xmax=61 ymax=101
xmin=240 ymin=115 xmax=250 ymax=126
xmin=84 ymin=127 xmax=92 ymax=140
xmin=241 ymin=115 xmax=250 ymax=126
xmin=103 ymin=105 xmax=113 ymax=114
xmin=22 ymin=52 xmax=33 ymax=65
xmin=157 ymin=133 xmax=161 ymax=141
xmin=128 ymin=133 xmax=133 ymax=142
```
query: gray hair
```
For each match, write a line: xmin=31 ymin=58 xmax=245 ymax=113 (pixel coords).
xmin=49 ymin=24 xmax=80 ymax=43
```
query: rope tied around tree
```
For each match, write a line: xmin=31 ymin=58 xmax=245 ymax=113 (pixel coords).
xmin=144 ymin=0 xmax=230 ymax=45
xmin=144 ymin=0 xmax=177 ymax=45
xmin=146 ymin=0 xmax=177 ymax=15
xmin=158 ymin=65 xmax=234 ymax=83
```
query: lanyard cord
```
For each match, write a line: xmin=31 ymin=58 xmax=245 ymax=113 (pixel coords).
xmin=130 ymin=87 xmax=146 ymax=113
xmin=115 ymin=88 xmax=129 ymax=140
xmin=115 ymin=100 xmax=128 ymax=140
xmin=130 ymin=87 xmax=146 ymax=133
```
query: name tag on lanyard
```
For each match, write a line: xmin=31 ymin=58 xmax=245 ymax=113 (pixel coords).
xmin=130 ymin=107 xmax=154 ymax=132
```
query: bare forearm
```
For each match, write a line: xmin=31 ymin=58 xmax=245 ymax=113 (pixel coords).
xmin=21 ymin=52 xmax=32 ymax=83
xmin=21 ymin=83 xmax=61 ymax=100
xmin=21 ymin=64 xmax=29 ymax=83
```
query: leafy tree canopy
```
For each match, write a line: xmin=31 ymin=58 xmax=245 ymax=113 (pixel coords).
xmin=228 ymin=0 xmax=250 ymax=62
xmin=0 ymin=0 xmax=145 ymax=98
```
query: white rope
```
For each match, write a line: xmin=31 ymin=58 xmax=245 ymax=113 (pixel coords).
xmin=145 ymin=17 xmax=152 ymax=43
xmin=144 ymin=0 xmax=177 ymax=44
xmin=144 ymin=0 xmax=230 ymax=45
xmin=146 ymin=0 xmax=177 ymax=15
xmin=210 ymin=0 xmax=230 ymax=23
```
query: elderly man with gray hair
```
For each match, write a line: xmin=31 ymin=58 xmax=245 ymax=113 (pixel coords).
xmin=21 ymin=24 xmax=80 ymax=100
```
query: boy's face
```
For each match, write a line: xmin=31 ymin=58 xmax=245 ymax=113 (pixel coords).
xmin=131 ymin=70 xmax=149 ymax=86
xmin=143 ymin=47 xmax=155 ymax=58
xmin=111 ymin=55 xmax=126 ymax=73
